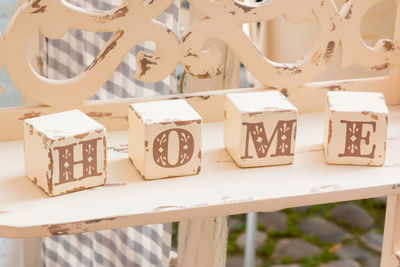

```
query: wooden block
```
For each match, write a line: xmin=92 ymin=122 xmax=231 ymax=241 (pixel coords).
xmin=324 ymin=91 xmax=389 ymax=166
xmin=128 ymin=99 xmax=202 ymax=180
xmin=224 ymin=91 xmax=298 ymax=168
xmin=24 ymin=110 xmax=107 ymax=196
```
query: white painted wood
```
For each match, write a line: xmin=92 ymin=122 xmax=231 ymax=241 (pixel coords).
xmin=183 ymin=5 xmax=240 ymax=93
xmin=224 ymin=91 xmax=297 ymax=167
xmin=1 ymin=0 xmax=399 ymax=107
xmin=381 ymin=195 xmax=400 ymax=266
xmin=324 ymin=92 xmax=389 ymax=166
xmin=24 ymin=110 xmax=107 ymax=196
xmin=1 ymin=107 xmax=400 ymax=237
xmin=23 ymin=238 xmax=41 ymax=267
xmin=2 ymin=75 xmax=400 ymax=142
xmin=177 ymin=216 xmax=228 ymax=267
xmin=128 ymin=100 xmax=202 ymax=179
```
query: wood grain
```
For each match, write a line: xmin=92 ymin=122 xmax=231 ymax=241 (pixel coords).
xmin=1 ymin=107 xmax=400 ymax=238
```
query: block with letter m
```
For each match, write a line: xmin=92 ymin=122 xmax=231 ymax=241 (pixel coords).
xmin=224 ymin=91 xmax=298 ymax=168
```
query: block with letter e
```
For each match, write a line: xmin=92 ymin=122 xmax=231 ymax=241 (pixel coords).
xmin=224 ymin=91 xmax=298 ymax=168
xmin=324 ymin=91 xmax=388 ymax=166
xmin=129 ymin=99 xmax=202 ymax=180
xmin=24 ymin=110 xmax=107 ymax=196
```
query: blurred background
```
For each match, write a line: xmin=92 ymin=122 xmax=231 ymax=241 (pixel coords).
xmin=0 ymin=0 xmax=395 ymax=266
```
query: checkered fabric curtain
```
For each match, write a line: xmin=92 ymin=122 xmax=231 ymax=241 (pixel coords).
xmin=41 ymin=0 xmax=178 ymax=266
xmin=41 ymin=225 xmax=172 ymax=267
xmin=43 ymin=0 xmax=178 ymax=99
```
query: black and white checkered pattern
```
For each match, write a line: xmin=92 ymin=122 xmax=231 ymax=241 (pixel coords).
xmin=43 ymin=0 xmax=178 ymax=100
xmin=41 ymin=1 xmax=178 ymax=266
xmin=42 ymin=225 xmax=172 ymax=267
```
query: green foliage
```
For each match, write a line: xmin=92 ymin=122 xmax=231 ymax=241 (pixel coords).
xmin=280 ymin=256 xmax=294 ymax=264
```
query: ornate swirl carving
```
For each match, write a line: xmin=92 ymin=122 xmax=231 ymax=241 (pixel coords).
xmin=1 ymin=0 xmax=178 ymax=107
xmin=340 ymin=0 xmax=399 ymax=71
xmin=0 ymin=0 xmax=398 ymax=107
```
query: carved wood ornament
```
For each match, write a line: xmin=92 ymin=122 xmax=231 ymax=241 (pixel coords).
xmin=0 ymin=0 xmax=398 ymax=107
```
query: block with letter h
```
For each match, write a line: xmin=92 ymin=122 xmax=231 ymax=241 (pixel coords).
xmin=129 ymin=99 xmax=202 ymax=179
xmin=224 ymin=91 xmax=298 ymax=167
xmin=324 ymin=91 xmax=388 ymax=166
xmin=24 ymin=110 xmax=107 ymax=196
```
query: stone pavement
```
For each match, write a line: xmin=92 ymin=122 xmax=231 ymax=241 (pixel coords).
xmin=227 ymin=198 xmax=385 ymax=267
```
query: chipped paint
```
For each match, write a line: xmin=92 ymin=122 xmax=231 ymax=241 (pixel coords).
xmin=345 ymin=4 xmax=353 ymax=19
xmin=277 ymin=65 xmax=302 ymax=74
xmin=138 ymin=54 xmax=158 ymax=77
xmin=248 ymin=112 xmax=263 ymax=117
xmin=325 ymin=85 xmax=344 ymax=91
xmin=85 ymin=217 xmax=116 ymax=224
xmin=95 ymin=6 xmax=128 ymax=23
xmin=371 ymin=63 xmax=389 ymax=71
xmin=47 ymin=149 xmax=54 ymax=195
xmin=174 ymin=120 xmax=193 ymax=126
xmin=19 ymin=111 xmax=41 ymax=120
xmin=184 ymin=49 xmax=200 ymax=58
xmin=280 ymin=88 xmax=289 ymax=97
xmin=87 ymin=112 xmax=113 ymax=119
xmin=370 ymin=114 xmax=378 ymax=120
xmin=48 ymin=224 xmax=70 ymax=236
xmin=181 ymin=32 xmax=192 ymax=43
xmin=185 ymin=95 xmax=211 ymax=101
xmin=30 ymin=0 xmax=47 ymax=14
xmin=75 ymin=132 xmax=89 ymax=139
xmin=328 ymin=120 xmax=332 ymax=144
xmin=193 ymin=68 xmax=221 ymax=79
xmin=85 ymin=30 xmax=125 ymax=71
xmin=383 ymin=40 xmax=394 ymax=52
xmin=234 ymin=1 xmax=254 ymax=13
xmin=323 ymin=41 xmax=335 ymax=62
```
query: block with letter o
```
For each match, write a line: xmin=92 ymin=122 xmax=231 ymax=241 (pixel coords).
xmin=128 ymin=99 xmax=202 ymax=179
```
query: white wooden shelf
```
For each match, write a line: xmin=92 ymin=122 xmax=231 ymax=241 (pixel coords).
xmin=1 ymin=107 xmax=400 ymax=238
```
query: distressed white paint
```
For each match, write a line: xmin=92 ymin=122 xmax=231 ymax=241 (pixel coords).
xmin=0 ymin=0 xmax=399 ymax=107
xmin=24 ymin=110 xmax=107 ymax=196
xmin=177 ymin=217 xmax=228 ymax=267
xmin=324 ymin=92 xmax=388 ymax=166
xmin=128 ymin=100 xmax=202 ymax=179
xmin=381 ymin=195 xmax=400 ymax=266
xmin=1 ymin=107 xmax=400 ymax=238
xmin=224 ymin=91 xmax=297 ymax=167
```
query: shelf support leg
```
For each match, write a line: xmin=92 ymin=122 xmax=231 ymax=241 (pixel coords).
xmin=381 ymin=195 xmax=400 ymax=266
xmin=177 ymin=216 xmax=228 ymax=267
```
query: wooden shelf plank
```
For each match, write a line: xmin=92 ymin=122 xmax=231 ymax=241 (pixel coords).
xmin=1 ymin=107 xmax=400 ymax=238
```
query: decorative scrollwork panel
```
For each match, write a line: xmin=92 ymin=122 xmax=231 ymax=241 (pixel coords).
xmin=0 ymin=0 xmax=398 ymax=107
